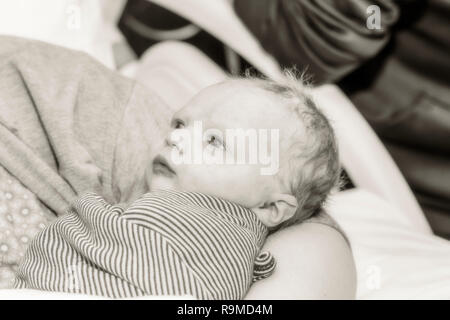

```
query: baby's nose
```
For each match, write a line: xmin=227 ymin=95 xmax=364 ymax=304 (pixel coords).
xmin=166 ymin=130 xmax=184 ymax=154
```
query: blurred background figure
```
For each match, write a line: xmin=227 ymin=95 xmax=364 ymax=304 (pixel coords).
xmin=118 ymin=0 xmax=246 ymax=72
xmin=119 ymin=0 xmax=450 ymax=238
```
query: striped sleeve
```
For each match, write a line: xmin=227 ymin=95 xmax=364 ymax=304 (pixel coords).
xmin=14 ymin=193 xmax=211 ymax=298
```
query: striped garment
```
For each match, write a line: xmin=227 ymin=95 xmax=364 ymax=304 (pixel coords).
xmin=14 ymin=190 xmax=275 ymax=299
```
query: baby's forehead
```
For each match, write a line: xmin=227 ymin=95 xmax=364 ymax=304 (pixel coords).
xmin=195 ymin=80 xmax=272 ymax=105
xmin=174 ymin=79 xmax=307 ymax=150
xmin=178 ymin=80 xmax=292 ymax=125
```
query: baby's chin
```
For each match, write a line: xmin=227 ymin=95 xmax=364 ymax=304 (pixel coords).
xmin=149 ymin=174 xmax=260 ymax=210
xmin=149 ymin=175 xmax=179 ymax=192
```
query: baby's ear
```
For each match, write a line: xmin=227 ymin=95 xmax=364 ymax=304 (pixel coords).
xmin=252 ymin=194 xmax=298 ymax=227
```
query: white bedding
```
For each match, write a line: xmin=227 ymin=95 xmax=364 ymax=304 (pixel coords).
xmin=327 ymin=189 xmax=450 ymax=299
xmin=0 ymin=0 xmax=124 ymax=69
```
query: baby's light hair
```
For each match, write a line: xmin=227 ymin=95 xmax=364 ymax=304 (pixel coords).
xmin=242 ymin=69 xmax=341 ymax=231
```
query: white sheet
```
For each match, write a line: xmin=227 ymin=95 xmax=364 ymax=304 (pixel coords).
xmin=327 ymin=189 xmax=450 ymax=299
xmin=0 ymin=0 xmax=123 ymax=69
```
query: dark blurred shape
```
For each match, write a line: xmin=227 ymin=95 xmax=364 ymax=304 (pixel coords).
xmin=234 ymin=0 xmax=400 ymax=84
xmin=118 ymin=0 xmax=227 ymax=67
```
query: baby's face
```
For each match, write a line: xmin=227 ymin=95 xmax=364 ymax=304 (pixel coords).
xmin=149 ymin=81 xmax=300 ymax=209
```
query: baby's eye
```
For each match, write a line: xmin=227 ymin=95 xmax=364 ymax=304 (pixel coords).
xmin=172 ymin=119 xmax=185 ymax=129
xmin=207 ymin=135 xmax=224 ymax=149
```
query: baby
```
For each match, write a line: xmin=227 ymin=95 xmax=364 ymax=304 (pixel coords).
xmin=14 ymin=73 xmax=340 ymax=299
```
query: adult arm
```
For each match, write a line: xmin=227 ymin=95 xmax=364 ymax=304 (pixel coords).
xmin=245 ymin=222 xmax=357 ymax=299
xmin=233 ymin=0 xmax=400 ymax=83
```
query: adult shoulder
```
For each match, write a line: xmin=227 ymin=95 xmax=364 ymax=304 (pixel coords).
xmin=245 ymin=222 xmax=357 ymax=299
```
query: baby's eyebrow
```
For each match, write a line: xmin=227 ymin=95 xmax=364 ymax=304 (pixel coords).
xmin=170 ymin=116 xmax=186 ymax=127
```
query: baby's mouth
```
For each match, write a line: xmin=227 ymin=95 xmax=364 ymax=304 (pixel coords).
xmin=152 ymin=155 xmax=176 ymax=177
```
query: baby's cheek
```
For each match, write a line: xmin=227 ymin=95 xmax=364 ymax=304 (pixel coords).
xmin=177 ymin=164 xmax=263 ymax=206
xmin=215 ymin=166 xmax=262 ymax=202
xmin=150 ymin=175 xmax=178 ymax=191
xmin=175 ymin=165 xmax=210 ymax=192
